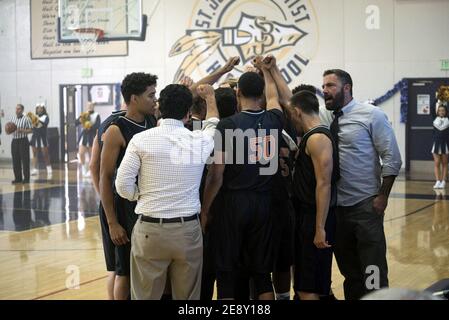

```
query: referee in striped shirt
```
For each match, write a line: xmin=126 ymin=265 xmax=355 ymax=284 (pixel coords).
xmin=10 ymin=104 xmax=33 ymax=184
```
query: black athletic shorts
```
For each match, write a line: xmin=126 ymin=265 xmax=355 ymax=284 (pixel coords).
xmin=99 ymin=202 xmax=115 ymax=272
xmin=293 ymin=204 xmax=336 ymax=295
xmin=203 ymin=191 xmax=224 ymax=274
xmin=271 ymin=196 xmax=295 ymax=273
xmin=99 ymin=195 xmax=138 ymax=276
xmin=215 ymin=190 xmax=274 ymax=274
xmin=201 ymin=191 xmax=224 ymax=300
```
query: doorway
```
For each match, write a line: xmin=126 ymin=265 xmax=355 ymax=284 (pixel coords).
xmin=59 ymin=83 xmax=121 ymax=164
xmin=406 ymin=78 xmax=449 ymax=180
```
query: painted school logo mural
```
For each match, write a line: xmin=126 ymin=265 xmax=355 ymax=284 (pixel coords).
xmin=169 ymin=0 xmax=319 ymax=86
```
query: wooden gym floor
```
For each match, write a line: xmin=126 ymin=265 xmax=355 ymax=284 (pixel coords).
xmin=0 ymin=163 xmax=448 ymax=300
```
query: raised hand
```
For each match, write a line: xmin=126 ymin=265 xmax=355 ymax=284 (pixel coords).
xmin=221 ymin=56 xmax=241 ymax=73
xmin=178 ymin=76 xmax=194 ymax=88
xmin=252 ymin=55 xmax=264 ymax=70
xmin=244 ymin=65 xmax=260 ymax=73
xmin=262 ymin=54 xmax=276 ymax=70
xmin=196 ymin=84 xmax=215 ymax=99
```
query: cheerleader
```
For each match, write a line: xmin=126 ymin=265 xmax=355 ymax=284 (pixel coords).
xmin=431 ymin=103 xmax=449 ymax=189
xmin=30 ymin=104 xmax=52 ymax=176
xmin=76 ymin=102 xmax=101 ymax=177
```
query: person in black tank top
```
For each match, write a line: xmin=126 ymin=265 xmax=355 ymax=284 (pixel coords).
xmin=99 ymin=73 xmax=158 ymax=300
xmin=269 ymin=118 xmax=298 ymax=300
xmin=89 ymin=109 xmax=127 ymax=300
xmin=91 ymin=110 xmax=127 ymax=194
xmin=199 ymin=87 xmax=238 ymax=301
xmin=202 ymin=59 xmax=284 ymax=300
xmin=289 ymin=90 xmax=338 ymax=300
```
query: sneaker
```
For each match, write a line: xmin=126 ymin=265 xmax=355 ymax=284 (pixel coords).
xmin=46 ymin=166 xmax=52 ymax=174
xmin=12 ymin=180 xmax=22 ymax=185
xmin=440 ymin=181 xmax=446 ymax=189
xmin=434 ymin=181 xmax=441 ymax=189
xmin=31 ymin=169 xmax=39 ymax=176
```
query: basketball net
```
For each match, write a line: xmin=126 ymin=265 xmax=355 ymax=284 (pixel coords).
xmin=74 ymin=28 xmax=104 ymax=54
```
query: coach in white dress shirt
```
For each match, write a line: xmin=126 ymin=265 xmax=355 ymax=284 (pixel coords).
xmin=115 ymin=84 xmax=219 ymax=300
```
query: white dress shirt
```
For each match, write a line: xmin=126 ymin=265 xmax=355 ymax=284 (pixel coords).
xmin=115 ymin=117 xmax=219 ymax=219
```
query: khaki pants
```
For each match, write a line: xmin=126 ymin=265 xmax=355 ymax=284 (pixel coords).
xmin=130 ymin=216 xmax=203 ymax=300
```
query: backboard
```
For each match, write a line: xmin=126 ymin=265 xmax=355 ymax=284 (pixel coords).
xmin=57 ymin=0 xmax=147 ymax=43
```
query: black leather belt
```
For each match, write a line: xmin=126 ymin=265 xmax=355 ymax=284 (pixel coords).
xmin=140 ymin=214 xmax=199 ymax=224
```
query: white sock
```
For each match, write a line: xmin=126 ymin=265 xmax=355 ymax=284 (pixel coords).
xmin=276 ymin=292 xmax=291 ymax=300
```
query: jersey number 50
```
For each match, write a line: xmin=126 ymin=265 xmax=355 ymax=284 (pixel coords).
xmin=249 ymin=135 xmax=276 ymax=163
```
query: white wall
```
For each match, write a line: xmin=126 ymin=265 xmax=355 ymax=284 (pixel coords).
xmin=0 ymin=0 xmax=448 ymax=164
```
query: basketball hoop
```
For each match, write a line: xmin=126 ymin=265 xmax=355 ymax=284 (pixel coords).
xmin=73 ymin=28 xmax=104 ymax=54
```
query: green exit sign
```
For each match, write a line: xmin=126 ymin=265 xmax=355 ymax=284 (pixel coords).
xmin=442 ymin=60 xmax=449 ymax=71
xmin=81 ymin=68 xmax=93 ymax=78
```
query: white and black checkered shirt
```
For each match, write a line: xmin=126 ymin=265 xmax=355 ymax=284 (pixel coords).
xmin=115 ymin=118 xmax=219 ymax=219
xmin=11 ymin=115 xmax=32 ymax=139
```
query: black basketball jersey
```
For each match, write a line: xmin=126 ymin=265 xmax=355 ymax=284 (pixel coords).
xmin=272 ymin=119 xmax=298 ymax=200
xmin=99 ymin=112 xmax=156 ymax=150
xmin=293 ymin=125 xmax=338 ymax=210
xmin=112 ymin=115 xmax=156 ymax=168
xmin=185 ymin=118 xmax=203 ymax=132
xmin=98 ymin=111 xmax=126 ymax=151
xmin=216 ymin=109 xmax=284 ymax=192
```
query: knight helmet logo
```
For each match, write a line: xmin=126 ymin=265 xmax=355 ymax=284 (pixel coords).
xmin=169 ymin=0 xmax=318 ymax=86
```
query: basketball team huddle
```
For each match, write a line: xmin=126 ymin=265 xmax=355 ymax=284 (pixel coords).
xmin=90 ymin=54 xmax=402 ymax=301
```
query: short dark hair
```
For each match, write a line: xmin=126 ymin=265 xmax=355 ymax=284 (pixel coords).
xmin=215 ymin=88 xmax=237 ymax=119
xmin=238 ymin=72 xmax=265 ymax=99
xmin=17 ymin=104 xmax=24 ymax=110
xmin=323 ymin=69 xmax=353 ymax=96
xmin=121 ymin=72 xmax=158 ymax=104
xmin=159 ymin=84 xmax=193 ymax=120
xmin=191 ymin=96 xmax=207 ymax=117
xmin=290 ymin=91 xmax=319 ymax=115
xmin=292 ymin=84 xmax=317 ymax=95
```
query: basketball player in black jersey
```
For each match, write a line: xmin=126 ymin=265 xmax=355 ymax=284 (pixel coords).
xmin=100 ymin=73 xmax=158 ymax=300
xmin=258 ymin=55 xmax=297 ymax=301
xmin=90 ymin=107 xmax=127 ymax=195
xmin=202 ymin=56 xmax=284 ymax=300
xmin=88 ymin=107 xmax=126 ymax=299
xmin=289 ymin=90 xmax=338 ymax=300
xmin=201 ymin=87 xmax=238 ymax=300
